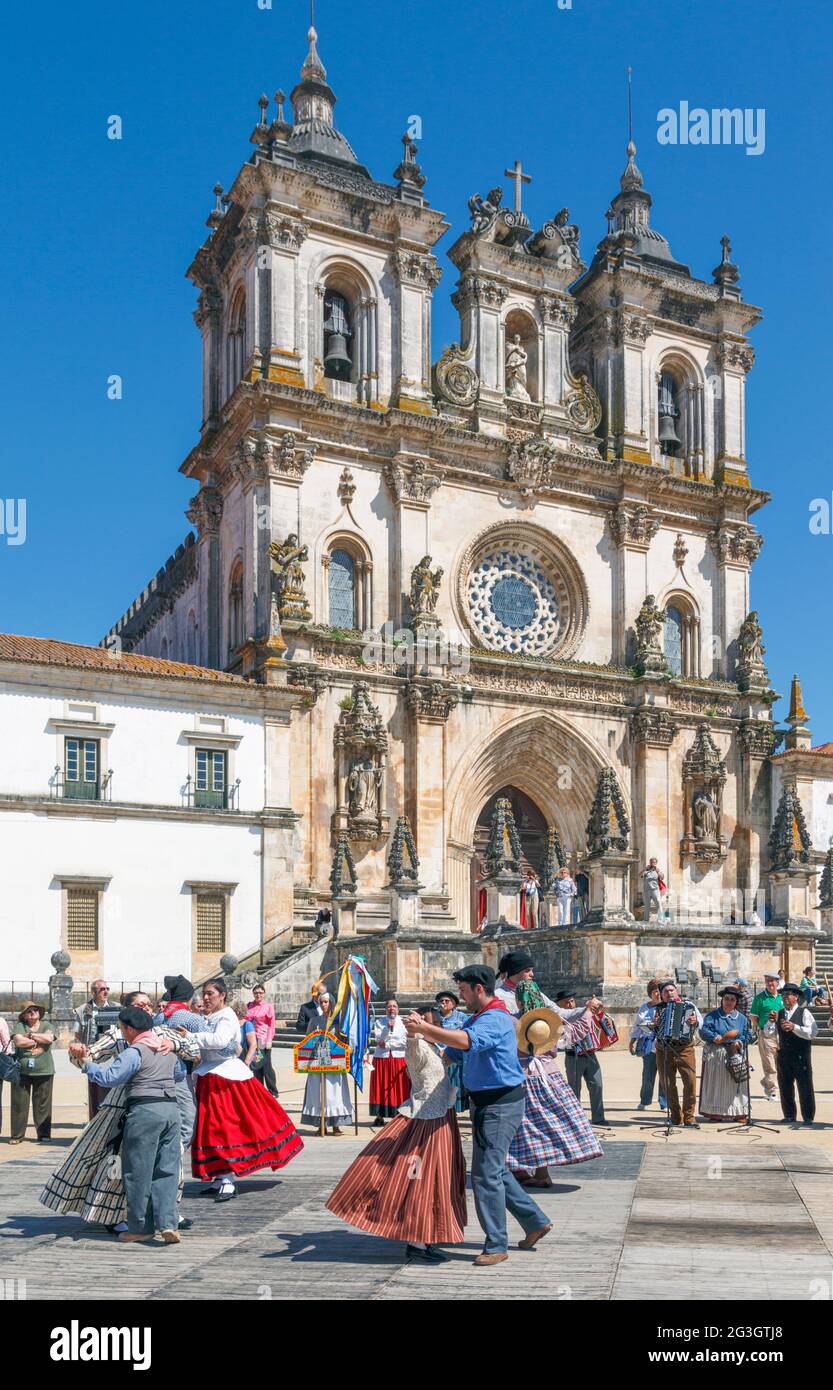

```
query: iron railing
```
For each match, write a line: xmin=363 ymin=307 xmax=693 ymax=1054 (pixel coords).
xmin=181 ymin=775 xmax=241 ymax=811
xmin=49 ymin=766 xmax=113 ymax=802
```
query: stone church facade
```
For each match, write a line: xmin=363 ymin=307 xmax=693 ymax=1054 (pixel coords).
xmin=103 ymin=22 xmax=833 ymax=1006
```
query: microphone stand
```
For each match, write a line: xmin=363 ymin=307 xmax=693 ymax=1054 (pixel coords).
xmin=719 ymin=1030 xmax=778 ymax=1136
xmin=639 ymin=1005 xmax=675 ymax=1138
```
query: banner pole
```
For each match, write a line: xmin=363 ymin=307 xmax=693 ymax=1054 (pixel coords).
xmin=320 ymin=1071 xmax=325 ymax=1138
xmin=354 ymin=1076 xmax=359 ymax=1135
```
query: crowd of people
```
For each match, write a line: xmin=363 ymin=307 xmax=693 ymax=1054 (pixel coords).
xmin=0 ymin=952 xmax=829 ymax=1265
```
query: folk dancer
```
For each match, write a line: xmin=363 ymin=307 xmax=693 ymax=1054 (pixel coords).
xmin=152 ymin=975 xmax=202 ymax=1149
xmin=520 ymin=871 xmax=540 ymax=929
xmin=653 ymin=981 xmax=703 ymax=1128
xmin=300 ymin=990 xmax=353 ymax=1134
xmin=435 ymin=990 xmax=469 ymax=1113
xmin=70 ymin=1006 xmax=184 ymax=1244
xmin=748 ymin=971 xmax=782 ymax=1100
xmin=557 ymin=989 xmax=609 ymax=1125
xmin=405 ymin=965 xmax=552 ymax=1269
xmin=368 ymin=999 xmax=411 ymax=1127
xmin=776 ymin=983 xmax=818 ymax=1126
xmin=42 ymin=991 xmax=200 ymax=1234
xmin=630 ymin=980 xmax=667 ymax=1112
xmin=187 ymin=978 xmax=303 ymax=1200
xmin=327 ymin=1006 xmax=467 ymax=1262
xmin=247 ymin=984 xmax=280 ymax=1098
xmin=698 ymin=986 xmax=754 ymax=1122
xmin=494 ymin=951 xmax=602 ymax=1187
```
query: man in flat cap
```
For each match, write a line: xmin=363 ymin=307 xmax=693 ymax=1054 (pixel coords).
xmin=404 ymin=964 xmax=551 ymax=1268
xmin=748 ymin=971 xmax=783 ymax=1101
xmin=776 ymin=983 xmax=817 ymax=1126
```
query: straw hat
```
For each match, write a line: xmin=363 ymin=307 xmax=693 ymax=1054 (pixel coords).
xmin=17 ymin=1001 xmax=45 ymax=1022
xmin=516 ymin=1007 xmax=563 ymax=1057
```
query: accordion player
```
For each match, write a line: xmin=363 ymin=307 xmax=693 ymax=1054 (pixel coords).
xmin=651 ymin=983 xmax=703 ymax=1127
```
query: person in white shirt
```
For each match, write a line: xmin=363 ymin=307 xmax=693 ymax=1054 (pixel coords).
xmin=775 ymin=983 xmax=818 ymax=1126
xmin=521 ymin=871 xmax=540 ymax=929
xmin=554 ymin=867 xmax=577 ymax=926
xmin=368 ymin=999 xmax=411 ymax=1127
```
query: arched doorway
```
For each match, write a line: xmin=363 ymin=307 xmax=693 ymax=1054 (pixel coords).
xmin=470 ymin=786 xmax=547 ymax=931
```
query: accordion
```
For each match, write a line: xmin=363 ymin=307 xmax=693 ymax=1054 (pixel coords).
xmin=78 ymin=1003 xmax=123 ymax=1046
xmin=658 ymin=1000 xmax=691 ymax=1042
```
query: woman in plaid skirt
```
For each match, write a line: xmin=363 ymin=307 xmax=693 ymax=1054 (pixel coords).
xmin=495 ymin=951 xmax=602 ymax=1188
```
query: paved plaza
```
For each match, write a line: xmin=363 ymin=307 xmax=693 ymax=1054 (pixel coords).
xmin=3 ymin=1050 xmax=833 ymax=1301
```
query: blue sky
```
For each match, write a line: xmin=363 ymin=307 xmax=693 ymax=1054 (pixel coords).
xmin=2 ymin=0 xmax=830 ymax=734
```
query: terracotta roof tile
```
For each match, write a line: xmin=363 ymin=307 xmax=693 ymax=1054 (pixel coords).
xmin=0 ymin=633 xmax=247 ymax=685
xmin=811 ymin=742 xmax=833 ymax=756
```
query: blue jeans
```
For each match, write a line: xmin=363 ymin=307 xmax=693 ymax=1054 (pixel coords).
xmin=470 ymin=1098 xmax=548 ymax=1254
xmin=121 ymin=1101 xmax=181 ymax=1235
xmin=639 ymin=1051 xmax=667 ymax=1108
xmin=175 ymin=1075 xmax=196 ymax=1149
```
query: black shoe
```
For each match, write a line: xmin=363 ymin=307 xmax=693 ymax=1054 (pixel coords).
xmin=177 ymin=1218 xmax=194 ymax=1230
xmin=683 ymin=1121 xmax=700 ymax=1130
xmin=405 ymin=1243 xmax=436 ymax=1261
xmin=424 ymin=1244 xmax=450 ymax=1262
xmin=373 ymin=1116 xmax=386 ymax=1128
xmin=198 ymin=1185 xmax=221 ymax=1196
xmin=215 ymin=1184 xmax=237 ymax=1203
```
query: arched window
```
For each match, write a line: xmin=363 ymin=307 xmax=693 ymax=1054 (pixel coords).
xmin=324 ymin=537 xmax=372 ymax=631
xmin=226 ymin=289 xmax=246 ymax=396
xmin=504 ymin=309 xmax=539 ymax=404
xmin=664 ymin=597 xmax=700 ymax=677
xmin=328 ymin=549 xmax=356 ymax=628
xmin=317 ymin=267 xmax=378 ymax=406
xmin=228 ymin=563 xmax=244 ymax=656
xmin=664 ymin=605 xmax=683 ymax=675
xmin=323 ymin=289 xmax=353 ymax=382
xmin=658 ymin=372 xmax=682 ymax=456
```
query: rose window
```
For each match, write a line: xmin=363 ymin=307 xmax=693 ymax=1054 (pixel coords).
xmin=465 ymin=545 xmax=572 ymax=656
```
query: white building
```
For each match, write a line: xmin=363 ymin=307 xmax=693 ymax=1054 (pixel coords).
xmin=0 ymin=634 xmax=298 ymax=988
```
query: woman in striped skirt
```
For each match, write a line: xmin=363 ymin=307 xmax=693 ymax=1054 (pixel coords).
xmin=326 ymin=1007 xmax=466 ymax=1262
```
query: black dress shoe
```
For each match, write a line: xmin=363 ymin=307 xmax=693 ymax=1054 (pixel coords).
xmin=177 ymin=1218 xmax=194 ymax=1230
xmin=405 ymin=1244 xmax=436 ymax=1261
xmin=424 ymin=1245 xmax=450 ymax=1262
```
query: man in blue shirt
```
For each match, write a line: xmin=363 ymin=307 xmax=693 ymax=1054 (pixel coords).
xmin=404 ymin=964 xmax=550 ymax=1266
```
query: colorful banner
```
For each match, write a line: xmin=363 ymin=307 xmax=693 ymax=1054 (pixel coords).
xmin=330 ymin=954 xmax=378 ymax=1090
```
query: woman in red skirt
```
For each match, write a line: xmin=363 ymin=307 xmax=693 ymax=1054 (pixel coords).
xmin=327 ymin=1007 xmax=466 ymax=1262
xmin=184 ymin=979 xmax=302 ymax=1203
xmin=368 ymin=999 xmax=411 ymax=1127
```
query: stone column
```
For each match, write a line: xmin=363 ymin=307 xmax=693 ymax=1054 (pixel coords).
xmin=630 ymin=705 xmax=676 ymax=913
xmin=262 ymin=695 xmax=303 ymax=957
xmin=737 ymin=715 xmax=777 ymax=919
xmin=614 ymin=309 xmax=652 ymax=463
xmin=403 ymin=681 xmax=458 ymax=897
xmin=608 ymin=504 xmax=661 ymax=665
xmin=47 ymin=950 xmax=76 ymax=1046
xmin=384 ymin=455 xmax=442 ymax=630
xmin=391 ymin=250 xmax=441 ymax=414
xmin=714 ymin=337 xmax=754 ymax=487
xmin=479 ymin=797 xmax=523 ymax=932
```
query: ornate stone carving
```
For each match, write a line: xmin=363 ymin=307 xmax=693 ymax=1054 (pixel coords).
xmin=536 ymin=294 xmax=578 ymax=328
xmin=387 ymin=814 xmax=421 ymax=887
xmin=736 ymin=610 xmax=769 ymax=692
xmin=717 ymin=338 xmax=755 ymax=373
xmin=393 ymin=132 xmax=426 ymax=191
xmin=392 ymin=248 xmax=441 ymax=290
xmin=404 ymin=679 xmax=459 ymax=721
xmin=615 ymin=310 xmax=651 ymax=345
xmin=410 ymin=555 xmax=443 ymax=622
xmin=484 ymin=797 xmax=522 ymax=878
xmin=564 ymin=375 xmax=602 ymax=434
xmin=737 ymin=718 xmax=778 ymax=759
xmin=186 ymin=486 xmax=223 ymax=538
xmin=263 ymin=211 xmax=308 ymax=251
xmin=768 ymin=780 xmax=812 ymax=871
xmin=467 ymin=186 xmax=504 ymax=236
xmin=433 ymin=344 xmax=479 ymax=407
xmin=333 ymin=680 xmax=389 ymax=842
xmin=585 ymin=768 xmax=630 ymax=856
xmin=539 ymin=825 xmax=567 ymax=891
xmin=287 ymin=663 xmax=329 ymax=704
xmin=505 ymin=435 xmax=557 ymax=498
xmin=275 ymin=432 xmax=315 ymax=481
xmin=681 ymin=723 xmax=728 ymax=863
xmin=269 ymin=533 xmax=312 ymax=621
xmin=631 ymin=708 xmax=676 ymax=747
xmin=608 ymin=505 xmax=661 ymax=550
xmin=337 ymin=468 xmax=356 ymax=505
xmin=673 ymin=533 xmax=689 ymax=568
xmin=451 ymin=273 xmax=508 ymax=312
xmin=330 ymin=833 xmax=357 ymax=898
xmin=633 ymin=595 xmax=667 ymax=676
xmin=384 ymin=457 xmax=442 ymax=505
xmin=528 ymin=209 xmax=583 ymax=267
xmin=709 ymin=524 xmax=763 ymax=567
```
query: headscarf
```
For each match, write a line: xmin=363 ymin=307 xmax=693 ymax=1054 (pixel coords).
xmin=515 ymin=979 xmax=546 ymax=1014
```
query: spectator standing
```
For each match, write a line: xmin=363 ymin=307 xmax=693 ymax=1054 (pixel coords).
xmin=554 ymin=867 xmax=577 ymax=926
xmin=247 ymin=985 xmax=279 ymax=1097
xmin=630 ymin=980 xmax=667 ymax=1112
xmin=11 ymin=1003 xmax=56 ymax=1143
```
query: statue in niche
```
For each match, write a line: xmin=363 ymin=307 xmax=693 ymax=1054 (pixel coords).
xmin=348 ymin=755 xmax=384 ymax=820
xmin=693 ymin=789 xmax=719 ymax=842
xmin=410 ymin=555 xmax=443 ymax=618
xmin=505 ymin=333 xmax=531 ymax=401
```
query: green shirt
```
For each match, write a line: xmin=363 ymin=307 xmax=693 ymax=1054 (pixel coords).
xmin=12 ymin=1018 xmax=56 ymax=1076
xmin=749 ymin=991 xmax=783 ymax=1028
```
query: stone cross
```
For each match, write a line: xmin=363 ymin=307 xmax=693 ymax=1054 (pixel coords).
xmin=504 ymin=159 xmax=531 ymax=214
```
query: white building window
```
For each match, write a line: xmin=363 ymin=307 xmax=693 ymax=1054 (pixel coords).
xmin=195 ymin=892 xmax=226 ymax=953
xmin=67 ymin=887 xmax=99 ymax=952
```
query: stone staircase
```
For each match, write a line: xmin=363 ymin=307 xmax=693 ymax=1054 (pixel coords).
xmin=810 ymin=941 xmax=833 ymax=1042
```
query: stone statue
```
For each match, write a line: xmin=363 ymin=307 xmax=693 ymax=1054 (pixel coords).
xmin=738 ymin=610 xmax=765 ymax=665
xmin=693 ymin=789 xmax=719 ymax=841
xmin=467 ymin=187 xmax=503 ymax=236
xmin=505 ymin=333 xmax=531 ymax=401
xmin=348 ymin=755 xmax=384 ymax=820
xmin=269 ymin=533 xmax=311 ymax=620
xmin=554 ymin=207 xmax=580 ymax=246
xmin=634 ymin=595 xmax=667 ymax=675
xmin=410 ymin=555 xmax=443 ymax=617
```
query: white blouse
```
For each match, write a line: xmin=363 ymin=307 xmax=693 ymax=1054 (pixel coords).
xmin=372 ymin=1016 xmax=407 ymax=1057
xmin=189 ymin=1006 xmax=251 ymax=1081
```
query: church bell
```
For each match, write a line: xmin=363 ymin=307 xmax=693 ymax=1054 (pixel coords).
xmin=658 ymin=372 xmax=681 ymax=453
xmin=323 ymin=291 xmax=353 ymax=380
